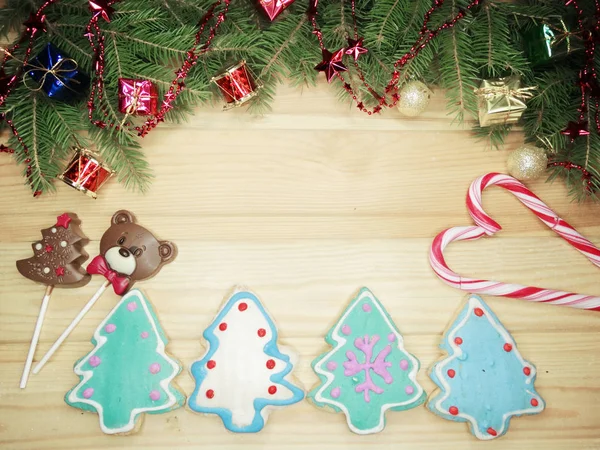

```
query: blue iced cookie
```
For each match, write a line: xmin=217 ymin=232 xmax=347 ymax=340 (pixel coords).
xmin=427 ymin=295 xmax=544 ymax=440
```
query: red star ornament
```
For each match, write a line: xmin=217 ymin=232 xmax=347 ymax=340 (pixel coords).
xmin=55 ymin=213 xmax=72 ymax=229
xmin=89 ymin=0 xmax=115 ymax=22
xmin=23 ymin=13 xmax=46 ymax=36
xmin=55 ymin=266 xmax=66 ymax=277
xmin=315 ymin=48 xmax=347 ymax=83
xmin=561 ymin=121 xmax=590 ymax=141
xmin=345 ymin=37 xmax=368 ymax=61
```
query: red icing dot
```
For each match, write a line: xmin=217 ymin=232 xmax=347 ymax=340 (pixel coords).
xmin=523 ymin=367 xmax=531 ymax=376
xmin=531 ymin=398 xmax=539 ymax=407
xmin=447 ymin=369 xmax=456 ymax=378
xmin=257 ymin=328 xmax=266 ymax=337
xmin=454 ymin=337 xmax=463 ymax=345
xmin=449 ymin=406 xmax=459 ymax=415
xmin=55 ymin=266 xmax=65 ymax=276
xmin=268 ymin=385 xmax=277 ymax=395
xmin=474 ymin=307 xmax=484 ymax=317
xmin=45 ymin=245 xmax=53 ymax=253
xmin=219 ymin=323 xmax=227 ymax=331
xmin=206 ymin=389 xmax=214 ymax=399
xmin=266 ymin=359 xmax=275 ymax=369
xmin=238 ymin=302 xmax=248 ymax=311
xmin=487 ymin=428 xmax=497 ymax=437
xmin=207 ymin=360 xmax=216 ymax=369
xmin=503 ymin=343 xmax=513 ymax=352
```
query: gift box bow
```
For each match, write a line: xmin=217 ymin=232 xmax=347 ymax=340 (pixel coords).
xmin=475 ymin=77 xmax=536 ymax=125
xmin=118 ymin=79 xmax=158 ymax=115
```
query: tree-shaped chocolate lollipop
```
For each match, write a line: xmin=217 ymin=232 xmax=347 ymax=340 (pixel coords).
xmin=17 ymin=213 xmax=91 ymax=388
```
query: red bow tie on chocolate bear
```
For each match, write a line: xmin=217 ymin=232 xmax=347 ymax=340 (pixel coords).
xmin=33 ymin=210 xmax=176 ymax=375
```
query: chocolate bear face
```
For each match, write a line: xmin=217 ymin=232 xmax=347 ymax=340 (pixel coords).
xmin=99 ymin=210 xmax=176 ymax=283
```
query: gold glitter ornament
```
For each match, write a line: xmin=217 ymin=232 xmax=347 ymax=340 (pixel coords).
xmin=397 ymin=81 xmax=432 ymax=117
xmin=506 ymin=146 xmax=548 ymax=181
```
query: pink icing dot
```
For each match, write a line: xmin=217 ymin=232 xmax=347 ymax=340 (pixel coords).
xmin=326 ymin=361 xmax=337 ymax=371
xmin=127 ymin=301 xmax=137 ymax=312
xmin=82 ymin=388 xmax=94 ymax=399
xmin=149 ymin=363 xmax=161 ymax=374
xmin=405 ymin=386 xmax=414 ymax=395
xmin=331 ymin=387 xmax=341 ymax=398
xmin=388 ymin=333 xmax=396 ymax=342
xmin=141 ymin=331 xmax=149 ymax=339
xmin=89 ymin=356 xmax=101 ymax=367
xmin=341 ymin=325 xmax=351 ymax=335
xmin=104 ymin=324 xmax=116 ymax=333
xmin=362 ymin=303 xmax=371 ymax=312
xmin=149 ymin=390 xmax=161 ymax=401
xmin=400 ymin=359 xmax=409 ymax=371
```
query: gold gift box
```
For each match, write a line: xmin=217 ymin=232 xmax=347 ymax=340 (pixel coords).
xmin=476 ymin=76 xmax=533 ymax=127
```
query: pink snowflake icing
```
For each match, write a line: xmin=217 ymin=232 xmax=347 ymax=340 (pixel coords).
xmin=343 ymin=335 xmax=393 ymax=402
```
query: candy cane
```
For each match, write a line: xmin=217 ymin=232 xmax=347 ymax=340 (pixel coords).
xmin=430 ymin=173 xmax=600 ymax=311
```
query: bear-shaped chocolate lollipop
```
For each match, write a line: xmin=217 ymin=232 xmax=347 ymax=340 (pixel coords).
xmin=17 ymin=213 xmax=91 ymax=389
xmin=86 ymin=210 xmax=176 ymax=294
xmin=33 ymin=210 xmax=176 ymax=374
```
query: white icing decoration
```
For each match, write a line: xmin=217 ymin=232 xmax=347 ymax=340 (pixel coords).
xmin=192 ymin=292 xmax=299 ymax=428
xmin=431 ymin=295 xmax=544 ymax=441
xmin=312 ymin=289 xmax=423 ymax=435
xmin=51 ymin=227 xmax=57 ymax=233
xmin=104 ymin=246 xmax=136 ymax=276
xmin=60 ymin=241 xmax=68 ymax=248
xmin=43 ymin=267 xmax=50 ymax=274
xmin=35 ymin=243 xmax=42 ymax=250
xmin=66 ymin=289 xmax=180 ymax=435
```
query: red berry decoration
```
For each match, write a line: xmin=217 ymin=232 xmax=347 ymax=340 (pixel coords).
xmin=503 ymin=343 xmax=513 ymax=352
xmin=487 ymin=427 xmax=497 ymax=437
xmin=523 ymin=367 xmax=531 ymax=376
xmin=238 ymin=302 xmax=248 ymax=311
xmin=474 ymin=307 xmax=484 ymax=317
xmin=531 ymin=398 xmax=539 ymax=407
xmin=449 ymin=406 xmax=459 ymax=415
xmin=257 ymin=328 xmax=266 ymax=337
xmin=219 ymin=323 xmax=227 ymax=331
xmin=447 ymin=369 xmax=456 ymax=378
xmin=266 ymin=359 xmax=275 ymax=369
xmin=206 ymin=360 xmax=216 ymax=369
xmin=268 ymin=385 xmax=277 ymax=395
xmin=454 ymin=337 xmax=463 ymax=345
xmin=206 ymin=389 xmax=215 ymax=399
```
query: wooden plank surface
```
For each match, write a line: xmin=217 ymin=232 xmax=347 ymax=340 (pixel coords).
xmin=0 ymin=83 xmax=599 ymax=449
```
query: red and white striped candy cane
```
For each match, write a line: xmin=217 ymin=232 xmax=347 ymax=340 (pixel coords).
xmin=430 ymin=173 xmax=600 ymax=311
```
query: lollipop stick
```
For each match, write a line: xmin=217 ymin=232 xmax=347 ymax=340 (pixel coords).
xmin=20 ymin=285 xmax=54 ymax=389
xmin=32 ymin=281 xmax=110 ymax=375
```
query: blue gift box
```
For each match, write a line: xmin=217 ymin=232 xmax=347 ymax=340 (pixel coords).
xmin=27 ymin=43 xmax=90 ymax=102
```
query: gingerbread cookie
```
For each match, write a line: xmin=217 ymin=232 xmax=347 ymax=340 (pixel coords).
xmin=308 ymin=288 xmax=426 ymax=434
xmin=188 ymin=290 xmax=304 ymax=433
xmin=65 ymin=289 xmax=185 ymax=434
xmin=427 ymin=295 xmax=544 ymax=440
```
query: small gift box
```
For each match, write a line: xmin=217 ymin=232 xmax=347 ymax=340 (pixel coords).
xmin=212 ymin=61 xmax=261 ymax=109
xmin=522 ymin=17 xmax=583 ymax=67
xmin=58 ymin=148 xmax=114 ymax=199
xmin=258 ymin=0 xmax=295 ymax=21
xmin=475 ymin=76 xmax=534 ymax=127
xmin=27 ymin=43 xmax=90 ymax=102
xmin=118 ymin=78 xmax=158 ymax=116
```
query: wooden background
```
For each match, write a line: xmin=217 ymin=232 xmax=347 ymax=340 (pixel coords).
xmin=0 ymin=84 xmax=599 ymax=449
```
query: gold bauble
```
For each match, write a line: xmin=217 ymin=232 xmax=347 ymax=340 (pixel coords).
xmin=397 ymin=81 xmax=432 ymax=117
xmin=506 ymin=146 xmax=548 ymax=181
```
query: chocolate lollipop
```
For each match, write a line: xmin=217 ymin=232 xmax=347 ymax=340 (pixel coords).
xmin=33 ymin=210 xmax=176 ymax=374
xmin=17 ymin=213 xmax=90 ymax=388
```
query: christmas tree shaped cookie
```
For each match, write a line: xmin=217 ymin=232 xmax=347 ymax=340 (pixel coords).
xmin=65 ymin=289 xmax=185 ymax=434
xmin=308 ymin=288 xmax=426 ymax=434
xmin=427 ymin=295 xmax=544 ymax=440
xmin=188 ymin=290 xmax=304 ymax=433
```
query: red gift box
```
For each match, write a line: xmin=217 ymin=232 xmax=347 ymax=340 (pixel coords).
xmin=118 ymin=78 xmax=158 ymax=116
